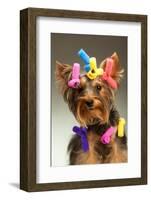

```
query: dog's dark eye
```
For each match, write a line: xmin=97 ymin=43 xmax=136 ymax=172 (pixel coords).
xmin=96 ymin=85 xmax=102 ymax=90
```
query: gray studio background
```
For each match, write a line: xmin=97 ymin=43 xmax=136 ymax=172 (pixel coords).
xmin=51 ymin=33 xmax=127 ymax=166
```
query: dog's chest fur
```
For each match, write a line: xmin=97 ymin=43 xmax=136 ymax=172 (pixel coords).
xmin=68 ymin=109 xmax=127 ymax=165
xmin=68 ymin=131 xmax=127 ymax=165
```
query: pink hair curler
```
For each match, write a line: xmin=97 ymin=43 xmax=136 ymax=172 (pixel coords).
xmin=68 ymin=63 xmax=80 ymax=88
xmin=102 ymin=58 xmax=117 ymax=89
xmin=100 ymin=126 xmax=116 ymax=144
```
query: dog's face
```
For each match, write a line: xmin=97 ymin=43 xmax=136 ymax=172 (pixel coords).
xmin=55 ymin=52 xmax=123 ymax=126
xmin=74 ymin=75 xmax=114 ymax=126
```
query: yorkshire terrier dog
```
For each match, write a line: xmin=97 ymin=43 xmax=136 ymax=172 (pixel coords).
xmin=55 ymin=51 xmax=127 ymax=165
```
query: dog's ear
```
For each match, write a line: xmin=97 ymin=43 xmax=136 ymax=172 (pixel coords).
xmin=100 ymin=52 xmax=124 ymax=84
xmin=55 ymin=61 xmax=72 ymax=101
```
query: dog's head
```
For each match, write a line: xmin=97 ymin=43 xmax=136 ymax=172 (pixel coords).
xmin=55 ymin=52 xmax=123 ymax=127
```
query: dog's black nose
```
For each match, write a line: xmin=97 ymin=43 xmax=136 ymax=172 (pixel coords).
xmin=85 ymin=99 xmax=94 ymax=108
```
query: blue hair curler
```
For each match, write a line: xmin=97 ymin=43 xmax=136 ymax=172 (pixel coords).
xmin=78 ymin=49 xmax=90 ymax=65
xmin=84 ymin=64 xmax=91 ymax=72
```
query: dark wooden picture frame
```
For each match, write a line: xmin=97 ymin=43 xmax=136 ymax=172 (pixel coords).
xmin=20 ymin=7 xmax=147 ymax=192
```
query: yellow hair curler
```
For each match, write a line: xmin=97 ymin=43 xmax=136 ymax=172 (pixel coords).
xmin=118 ymin=118 xmax=126 ymax=137
xmin=86 ymin=57 xmax=103 ymax=80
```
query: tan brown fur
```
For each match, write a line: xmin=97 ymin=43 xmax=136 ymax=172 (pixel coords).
xmin=70 ymin=129 xmax=127 ymax=165
xmin=55 ymin=52 xmax=127 ymax=165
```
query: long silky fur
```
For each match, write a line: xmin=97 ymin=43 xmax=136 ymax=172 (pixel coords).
xmin=55 ymin=53 xmax=127 ymax=165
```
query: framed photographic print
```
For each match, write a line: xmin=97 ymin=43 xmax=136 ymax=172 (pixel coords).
xmin=20 ymin=8 xmax=147 ymax=191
